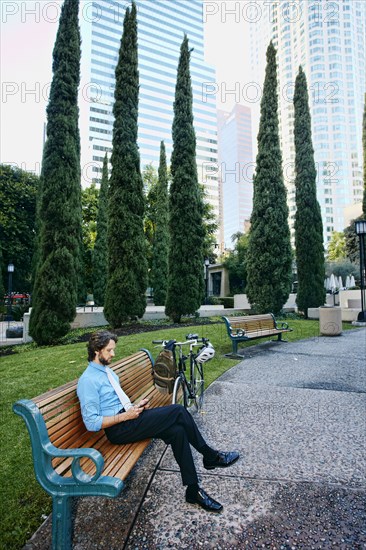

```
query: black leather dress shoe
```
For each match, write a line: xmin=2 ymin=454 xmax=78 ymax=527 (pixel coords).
xmin=186 ymin=487 xmax=223 ymax=512
xmin=203 ymin=450 xmax=240 ymax=470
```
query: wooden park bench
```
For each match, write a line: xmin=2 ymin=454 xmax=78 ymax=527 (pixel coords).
xmin=222 ymin=313 xmax=292 ymax=356
xmin=13 ymin=349 xmax=172 ymax=550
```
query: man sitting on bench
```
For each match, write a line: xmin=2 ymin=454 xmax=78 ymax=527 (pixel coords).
xmin=77 ymin=330 xmax=240 ymax=513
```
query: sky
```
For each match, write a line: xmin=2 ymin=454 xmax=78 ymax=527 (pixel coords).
xmin=0 ymin=0 xmax=250 ymax=173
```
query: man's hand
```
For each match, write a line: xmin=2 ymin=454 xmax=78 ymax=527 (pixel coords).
xmin=137 ymin=398 xmax=150 ymax=410
xmin=124 ymin=405 xmax=144 ymax=420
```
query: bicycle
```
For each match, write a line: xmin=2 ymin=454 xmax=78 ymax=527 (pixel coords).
xmin=152 ymin=333 xmax=214 ymax=412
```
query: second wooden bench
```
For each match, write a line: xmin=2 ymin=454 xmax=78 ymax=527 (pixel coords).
xmin=222 ymin=313 xmax=292 ymax=355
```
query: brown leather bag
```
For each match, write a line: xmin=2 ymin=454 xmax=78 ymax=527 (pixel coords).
xmin=153 ymin=342 xmax=177 ymax=394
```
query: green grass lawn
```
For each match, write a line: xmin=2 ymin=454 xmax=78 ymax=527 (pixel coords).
xmin=0 ymin=318 xmax=356 ymax=549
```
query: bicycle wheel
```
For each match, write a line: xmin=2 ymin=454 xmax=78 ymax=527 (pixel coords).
xmin=187 ymin=360 xmax=204 ymax=411
xmin=172 ymin=375 xmax=187 ymax=408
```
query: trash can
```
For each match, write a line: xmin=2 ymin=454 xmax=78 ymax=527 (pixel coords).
xmin=319 ymin=306 xmax=342 ymax=336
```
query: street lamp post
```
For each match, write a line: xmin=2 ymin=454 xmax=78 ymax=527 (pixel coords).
xmin=204 ymin=258 xmax=210 ymax=304
xmin=355 ymin=220 xmax=366 ymax=322
xmin=7 ymin=263 xmax=14 ymax=324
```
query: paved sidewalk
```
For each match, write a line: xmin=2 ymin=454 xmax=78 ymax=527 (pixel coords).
xmin=25 ymin=329 xmax=366 ymax=549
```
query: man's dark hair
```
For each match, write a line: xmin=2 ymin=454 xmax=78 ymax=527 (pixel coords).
xmin=87 ymin=330 xmax=118 ymax=362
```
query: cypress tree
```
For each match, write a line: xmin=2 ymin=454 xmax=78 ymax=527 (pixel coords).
xmin=165 ymin=36 xmax=205 ymax=322
xmin=246 ymin=42 xmax=292 ymax=314
xmin=104 ymin=3 xmax=147 ymax=325
xmin=294 ymin=66 xmax=325 ymax=317
xmin=151 ymin=141 xmax=169 ymax=305
xmin=29 ymin=0 xmax=82 ymax=344
xmin=93 ymin=153 xmax=109 ymax=306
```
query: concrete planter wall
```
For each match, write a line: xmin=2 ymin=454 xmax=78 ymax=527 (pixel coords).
xmin=338 ymin=289 xmax=361 ymax=309
xmin=22 ymin=308 xmax=109 ymax=344
xmin=21 ymin=304 xmax=239 ymax=344
xmin=234 ymin=293 xmax=298 ymax=312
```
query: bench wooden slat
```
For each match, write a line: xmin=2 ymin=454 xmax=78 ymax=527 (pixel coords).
xmin=42 ymin=398 xmax=80 ymax=424
xmin=104 ymin=441 xmax=149 ymax=478
xmin=110 ymin=441 xmax=151 ymax=480
xmin=34 ymin=382 xmax=80 ymax=408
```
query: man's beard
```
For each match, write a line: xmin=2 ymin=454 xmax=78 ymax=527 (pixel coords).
xmin=99 ymin=356 xmax=111 ymax=366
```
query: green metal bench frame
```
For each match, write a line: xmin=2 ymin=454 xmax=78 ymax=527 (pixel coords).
xmin=222 ymin=313 xmax=292 ymax=356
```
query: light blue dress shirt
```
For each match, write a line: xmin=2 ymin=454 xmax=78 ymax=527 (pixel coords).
xmin=77 ymin=361 xmax=123 ymax=431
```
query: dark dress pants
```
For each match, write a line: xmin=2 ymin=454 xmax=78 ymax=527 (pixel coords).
xmin=105 ymin=404 xmax=206 ymax=485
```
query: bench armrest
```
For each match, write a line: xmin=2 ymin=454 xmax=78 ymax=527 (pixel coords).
xmin=232 ymin=328 xmax=245 ymax=337
xmin=13 ymin=399 xmax=105 ymax=486
xmin=42 ymin=440 xmax=104 ymax=484
xmin=222 ymin=316 xmax=245 ymax=338
xmin=276 ymin=321 xmax=291 ymax=330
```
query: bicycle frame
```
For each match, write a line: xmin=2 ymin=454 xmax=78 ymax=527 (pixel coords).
xmin=176 ymin=340 xmax=200 ymax=404
xmin=152 ymin=336 xmax=209 ymax=412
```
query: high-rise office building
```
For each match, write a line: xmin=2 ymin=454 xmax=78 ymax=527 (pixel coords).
xmin=217 ymin=105 xmax=253 ymax=248
xmin=249 ymin=0 xmax=365 ymax=244
xmin=79 ymin=0 xmax=219 ymax=219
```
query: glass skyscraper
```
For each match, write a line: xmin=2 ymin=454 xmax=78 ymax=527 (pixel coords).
xmin=218 ymin=105 xmax=253 ymax=248
xmin=249 ymin=0 xmax=365 ymax=244
xmin=79 ymin=0 xmax=219 ymax=218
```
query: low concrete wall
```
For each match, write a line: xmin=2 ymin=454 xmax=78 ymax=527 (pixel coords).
xmin=71 ymin=308 xmax=108 ymax=329
xmin=307 ymin=308 xmax=320 ymax=320
xmin=22 ymin=304 xmax=244 ymax=343
xmin=234 ymin=293 xmax=298 ymax=312
xmin=339 ymin=290 xmax=361 ymax=309
xmin=320 ymin=290 xmax=361 ymax=321
xmin=341 ymin=308 xmax=362 ymax=322
xmin=138 ymin=304 xmax=227 ymax=320
xmin=307 ymin=290 xmax=361 ymax=322
xmin=233 ymin=295 xmax=251 ymax=309
xmin=23 ymin=308 xmax=109 ymax=343
xmin=308 ymin=307 xmax=360 ymax=322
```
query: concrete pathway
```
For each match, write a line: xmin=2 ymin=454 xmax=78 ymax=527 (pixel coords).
xmin=25 ymin=329 xmax=366 ymax=549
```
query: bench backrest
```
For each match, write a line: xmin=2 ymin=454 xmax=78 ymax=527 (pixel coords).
xmin=32 ymin=350 xmax=154 ymax=452
xmin=224 ymin=314 xmax=276 ymax=334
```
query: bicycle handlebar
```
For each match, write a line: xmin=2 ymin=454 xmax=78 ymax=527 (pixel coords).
xmin=152 ymin=337 xmax=209 ymax=346
xmin=152 ymin=339 xmax=197 ymax=346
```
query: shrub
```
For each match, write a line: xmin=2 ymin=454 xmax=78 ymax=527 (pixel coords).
xmin=219 ymin=297 xmax=234 ymax=308
xmin=206 ymin=296 xmax=220 ymax=305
